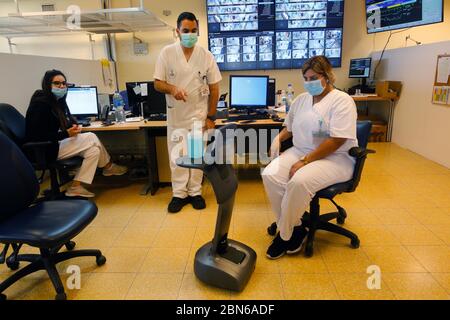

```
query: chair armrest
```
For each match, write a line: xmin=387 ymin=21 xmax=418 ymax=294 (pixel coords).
xmin=22 ymin=141 xmax=57 ymax=169
xmin=22 ymin=141 xmax=53 ymax=149
xmin=349 ymin=147 xmax=376 ymax=159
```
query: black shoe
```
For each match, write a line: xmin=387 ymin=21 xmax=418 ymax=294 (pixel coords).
xmin=286 ymin=225 xmax=308 ymax=254
xmin=266 ymin=233 xmax=289 ymax=260
xmin=189 ymin=195 xmax=206 ymax=210
xmin=168 ymin=197 xmax=190 ymax=213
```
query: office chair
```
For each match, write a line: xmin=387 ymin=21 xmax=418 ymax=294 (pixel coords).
xmin=0 ymin=103 xmax=82 ymax=200
xmin=0 ymin=131 xmax=106 ymax=300
xmin=267 ymin=121 xmax=375 ymax=257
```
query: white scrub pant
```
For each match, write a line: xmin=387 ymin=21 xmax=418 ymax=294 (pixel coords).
xmin=167 ymin=126 xmax=203 ymax=199
xmin=57 ymin=132 xmax=111 ymax=185
xmin=261 ymin=147 xmax=354 ymax=241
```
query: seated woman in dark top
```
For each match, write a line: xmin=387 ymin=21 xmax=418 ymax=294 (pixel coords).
xmin=26 ymin=69 xmax=127 ymax=198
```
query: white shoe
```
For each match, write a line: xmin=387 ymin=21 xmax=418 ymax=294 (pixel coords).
xmin=102 ymin=163 xmax=128 ymax=176
xmin=65 ymin=185 xmax=95 ymax=198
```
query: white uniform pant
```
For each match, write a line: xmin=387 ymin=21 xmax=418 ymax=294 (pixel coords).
xmin=261 ymin=147 xmax=354 ymax=241
xmin=57 ymin=132 xmax=111 ymax=185
xmin=167 ymin=126 xmax=203 ymax=199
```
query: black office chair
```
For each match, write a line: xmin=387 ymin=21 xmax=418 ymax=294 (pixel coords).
xmin=0 ymin=103 xmax=82 ymax=200
xmin=267 ymin=121 xmax=375 ymax=257
xmin=0 ymin=131 xmax=106 ymax=300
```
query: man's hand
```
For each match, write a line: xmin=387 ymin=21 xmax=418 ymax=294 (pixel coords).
xmin=67 ymin=124 xmax=81 ymax=138
xmin=171 ymin=86 xmax=188 ymax=102
xmin=289 ymin=160 xmax=306 ymax=179
xmin=204 ymin=118 xmax=216 ymax=130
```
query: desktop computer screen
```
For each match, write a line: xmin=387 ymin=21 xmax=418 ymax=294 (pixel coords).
xmin=66 ymin=86 xmax=99 ymax=118
xmin=349 ymin=57 xmax=372 ymax=78
xmin=229 ymin=75 xmax=269 ymax=109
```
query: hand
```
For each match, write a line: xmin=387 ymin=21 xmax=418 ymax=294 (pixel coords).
xmin=204 ymin=118 xmax=216 ymax=130
xmin=289 ymin=160 xmax=305 ymax=179
xmin=67 ymin=124 xmax=81 ymax=138
xmin=269 ymin=136 xmax=281 ymax=159
xmin=171 ymin=87 xmax=188 ymax=102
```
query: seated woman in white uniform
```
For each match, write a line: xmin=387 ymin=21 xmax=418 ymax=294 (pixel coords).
xmin=25 ymin=69 xmax=128 ymax=198
xmin=261 ymin=56 xmax=358 ymax=259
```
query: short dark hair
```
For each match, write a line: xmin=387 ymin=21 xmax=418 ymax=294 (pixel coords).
xmin=177 ymin=12 xmax=198 ymax=29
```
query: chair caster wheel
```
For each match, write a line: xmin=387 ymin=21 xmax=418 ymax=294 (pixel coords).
xmin=65 ymin=241 xmax=76 ymax=251
xmin=0 ymin=293 xmax=6 ymax=300
xmin=351 ymin=238 xmax=360 ymax=249
xmin=267 ymin=222 xmax=277 ymax=236
xmin=305 ymin=242 xmax=314 ymax=257
xmin=7 ymin=261 xmax=19 ymax=271
xmin=96 ymin=255 xmax=106 ymax=266
xmin=55 ymin=292 xmax=67 ymax=300
xmin=337 ymin=208 xmax=347 ymax=225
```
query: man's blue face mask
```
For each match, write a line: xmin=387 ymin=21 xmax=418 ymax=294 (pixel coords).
xmin=304 ymin=79 xmax=325 ymax=96
xmin=52 ymin=87 xmax=67 ymax=99
xmin=180 ymin=33 xmax=198 ymax=48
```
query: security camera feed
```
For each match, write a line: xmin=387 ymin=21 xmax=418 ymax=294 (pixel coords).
xmin=366 ymin=0 xmax=443 ymax=34
xmin=207 ymin=0 xmax=345 ymax=70
xmin=349 ymin=58 xmax=372 ymax=78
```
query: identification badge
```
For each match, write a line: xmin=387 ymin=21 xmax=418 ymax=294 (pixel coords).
xmin=200 ymin=84 xmax=210 ymax=97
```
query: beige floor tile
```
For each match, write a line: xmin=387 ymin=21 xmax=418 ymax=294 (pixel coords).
xmin=232 ymin=227 xmax=274 ymax=250
xmin=349 ymin=225 xmax=400 ymax=246
xmin=383 ymin=273 xmax=449 ymax=300
xmin=126 ymin=273 xmax=183 ymax=300
xmin=320 ymin=245 xmax=371 ymax=274
xmin=93 ymin=247 xmax=148 ymax=273
xmin=386 ymin=225 xmax=445 ymax=246
xmin=407 ymin=207 xmax=450 ymax=225
xmin=128 ymin=210 xmax=167 ymax=228
xmin=140 ymin=248 xmax=190 ymax=273
xmin=251 ymin=246 xmax=280 ymax=274
xmin=192 ymin=227 xmax=216 ymax=248
xmin=162 ymin=210 xmax=201 ymax=228
xmin=332 ymin=273 xmax=395 ymax=300
xmin=371 ymin=208 xmax=420 ymax=225
xmin=432 ymin=273 xmax=450 ymax=294
xmin=232 ymin=213 xmax=271 ymax=229
xmin=362 ymin=246 xmax=426 ymax=273
xmin=178 ymin=273 xmax=231 ymax=300
xmin=74 ymin=273 xmax=135 ymax=300
xmin=282 ymin=274 xmax=339 ymax=300
xmin=90 ymin=209 xmax=135 ymax=228
xmin=425 ymin=224 xmax=450 ymax=245
xmin=406 ymin=246 xmax=450 ymax=273
xmin=112 ymin=227 xmax=159 ymax=248
xmin=230 ymin=273 xmax=284 ymax=300
xmin=72 ymin=226 xmax=124 ymax=249
xmin=152 ymin=227 xmax=196 ymax=248
xmin=277 ymin=247 xmax=328 ymax=274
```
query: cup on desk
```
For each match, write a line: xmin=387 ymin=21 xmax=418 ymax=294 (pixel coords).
xmin=355 ymin=88 xmax=362 ymax=96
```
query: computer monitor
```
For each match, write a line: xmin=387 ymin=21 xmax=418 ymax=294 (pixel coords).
xmin=66 ymin=86 xmax=99 ymax=119
xmin=126 ymin=81 xmax=166 ymax=117
xmin=349 ymin=58 xmax=372 ymax=79
xmin=229 ymin=75 xmax=269 ymax=110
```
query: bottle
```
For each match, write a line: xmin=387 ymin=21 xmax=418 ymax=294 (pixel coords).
xmin=279 ymin=90 xmax=287 ymax=110
xmin=187 ymin=118 xmax=204 ymax=161
xmin=113 ymin=91 xmax=125 ymax=123
xmin=286 ymin=84 xmax=294 ymax=113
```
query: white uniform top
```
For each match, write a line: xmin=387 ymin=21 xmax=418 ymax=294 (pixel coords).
xmin=154 ymin=42 xmax=222 ymax=129
xmin=284 ymin=89 xmax=358 ymax=159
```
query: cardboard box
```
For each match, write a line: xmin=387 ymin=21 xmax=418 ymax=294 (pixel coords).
xmin=376 ymin=81 xmax=402 ymax=100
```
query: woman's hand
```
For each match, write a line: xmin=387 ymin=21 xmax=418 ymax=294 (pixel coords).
xmin=289 ymin=160 xmax=306 ymax=179
xmin=269 ymin=136 xmax=281 ymax=159
xmin=204 ymin=118 xmax=216 ymax=130
xmin=67 ymin=124 xmax=81 ymax=138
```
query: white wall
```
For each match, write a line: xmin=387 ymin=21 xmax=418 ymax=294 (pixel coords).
xmin=373 ymin=41 xmax=450 ymax=168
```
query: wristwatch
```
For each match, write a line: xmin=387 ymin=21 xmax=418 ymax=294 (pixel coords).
xmin=300 ymin=155 xmax=309 ymax=165
xmin=207 ymin=114 xmax=217 ymax=121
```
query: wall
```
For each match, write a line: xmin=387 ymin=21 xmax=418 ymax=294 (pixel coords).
xmin=373 ymin=41 xmax=450 ymax=168
xmin=0 ymin=0 xmax=108 ymax=60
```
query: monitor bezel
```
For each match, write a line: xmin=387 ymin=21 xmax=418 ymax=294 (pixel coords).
xmin=229 ymin=75 xmax=269 ymax=109
xmin=348 ymin=57 xmax=372 ymax=79
xmin=366 ymin=0 xmax=444 ymax=34
xmin=66 ymin=86 xmax=99 ymax=118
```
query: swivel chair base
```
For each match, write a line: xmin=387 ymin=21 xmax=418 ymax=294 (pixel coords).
xmin=194 ymin=239 xmax=256 ymax=292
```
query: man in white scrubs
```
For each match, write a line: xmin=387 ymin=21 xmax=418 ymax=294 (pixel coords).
xmin=154 ymin=12 xmax=222 ymax=213
xmin=261 ymin=56 xmax=358 ymax=259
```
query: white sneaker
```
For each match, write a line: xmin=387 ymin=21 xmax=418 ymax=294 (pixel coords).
xmin=102 ymin=163 xmax=128 ymax=176
xmin=65 ymin=185 xmax=95 ymax=198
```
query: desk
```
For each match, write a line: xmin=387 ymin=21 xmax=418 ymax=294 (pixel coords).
xmin=351 ymin=96 xmax=397 ymax=141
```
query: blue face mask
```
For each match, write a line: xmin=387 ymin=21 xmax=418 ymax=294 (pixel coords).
xmin=52 ymin=87 xmax=67 ymax=99
xmin=304 ymin=79 xmax=325 ymax=96
xmin=180 ymin=33 xmax=198 ymax=48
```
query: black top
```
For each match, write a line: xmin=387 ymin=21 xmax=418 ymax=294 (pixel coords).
xmin=25 ymin=90 xmax=77 ymax=161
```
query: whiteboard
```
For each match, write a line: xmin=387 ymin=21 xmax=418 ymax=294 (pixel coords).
xmin=0 ymin=52 xmax=116 ymax=115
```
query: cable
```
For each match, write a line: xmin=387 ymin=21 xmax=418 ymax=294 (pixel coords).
xmin=373 ymin=28 xmax=411 ymax=80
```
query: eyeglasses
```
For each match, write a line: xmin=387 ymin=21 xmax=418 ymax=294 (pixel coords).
xmin=51 ymin=81 xmax=67 ymax=86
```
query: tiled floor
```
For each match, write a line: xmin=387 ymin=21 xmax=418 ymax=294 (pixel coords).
xmin=1 ymin=143 xmax=449 ymax=300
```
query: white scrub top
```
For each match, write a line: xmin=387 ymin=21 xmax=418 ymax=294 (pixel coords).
xmin=284 ymin=89 xmax=358 ymax=158
xmin=154 ymin=42 xmax=222 ymax=128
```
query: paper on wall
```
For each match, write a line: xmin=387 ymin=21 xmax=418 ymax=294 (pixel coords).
xmin=436 ymin=56 xmax=450 ymax=84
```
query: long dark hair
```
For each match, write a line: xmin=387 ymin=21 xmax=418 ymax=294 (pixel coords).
xmin=41 ymin=69 xmax=70 ymax=129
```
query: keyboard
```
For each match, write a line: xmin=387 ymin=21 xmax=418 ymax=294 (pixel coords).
xmin=77 ymin=120 xmax=91 ymax=127
xmin=125 ymin=117 xmax=143 ymax=122
xmin=146 ymin=114 xmax=167 ymax=121
xmin=227 ymin=113 xmax=271 ymax=121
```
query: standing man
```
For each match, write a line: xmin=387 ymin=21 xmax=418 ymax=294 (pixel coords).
xmin=154 ymin=12 xmax=222 ymax=213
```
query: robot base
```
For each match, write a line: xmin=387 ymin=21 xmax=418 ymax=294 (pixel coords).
xmin=194 ymin=239 xmax=257 ymax=292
